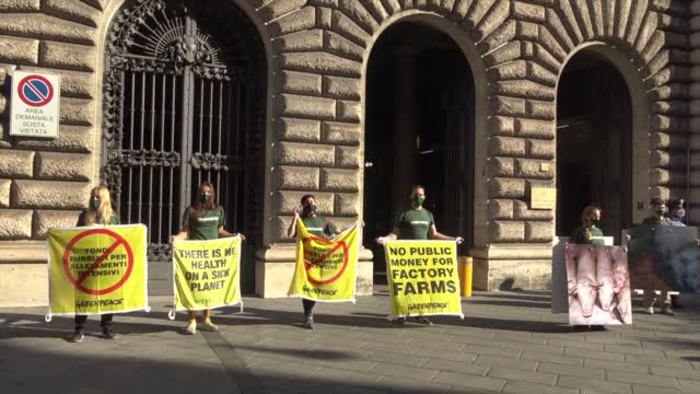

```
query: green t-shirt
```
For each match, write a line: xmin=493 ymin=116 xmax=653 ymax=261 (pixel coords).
xmin=183 ymin=206 xmax=225 ymax=241
xmin=641 ymin=216 xmax=670 ymax=226
xmin=570 ymin=225 xmax=604 ymax=245
xmin=302 ymin=215 xmax=337 ymax=238
xmin=77 ymin=210 xmax=121 ymax=226
xmin=395 ymin=208 xmax=435 ymax=240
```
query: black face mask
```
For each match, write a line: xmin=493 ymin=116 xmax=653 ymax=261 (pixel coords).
xmin=303 ymin=204 xmax=317 ymax=214
xmin=200 ymin=193 xmax=212 ymax=204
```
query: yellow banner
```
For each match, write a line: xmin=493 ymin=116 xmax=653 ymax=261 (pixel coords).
xmin=288 ymin=219 xmax=359 ymax=302
xmin=171 ymin=236 xmax=242 ymax=314
xmin=47 ymin=224 xmax=149 ymax=319
xmin=384 ymin=240 xmax=463 ymax=319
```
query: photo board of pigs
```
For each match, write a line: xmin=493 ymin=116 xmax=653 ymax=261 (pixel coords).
xmin=565 ymin=245 xmax=633 ymax=325
xmin=551 ymin=236 xmax=613 ymax=314
xmin=627 ymin=225 xmax=700 ymax=293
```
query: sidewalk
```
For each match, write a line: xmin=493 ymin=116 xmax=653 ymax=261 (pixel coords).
xmin=1 ymin=288 xmax=699 ymax=394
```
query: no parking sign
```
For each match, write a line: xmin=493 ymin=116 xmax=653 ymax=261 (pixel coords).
xmin=10 ymin=70 xmax=61 ymax=138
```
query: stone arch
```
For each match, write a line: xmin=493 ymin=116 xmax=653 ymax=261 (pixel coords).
xmin=95 ymin=0 xmax=276 ymax=242
xmin=268 ymin=0 xmax=526 ymax=246
xmin=483 ymin=0 xmax=688 ymax=246
xmin=95 ymin=0 xmax=274 ymax=293
xmin=259 ymin=0 xmax=528 ymax=295
xmin=220 ymin=0 xmax=687 ymax=293
xmin=540 ymin=1 xmax=687 ymax=207
xmin=265 ymin=0 xmax=686 ymax=244
xmin=556 ymin=42 xmax=652 ymax=227
xmin=360 ymin=10 xmax=492 ymax=248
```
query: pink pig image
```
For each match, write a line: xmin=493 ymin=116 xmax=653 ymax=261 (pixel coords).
xmin=565 ymin=244 xmax=579 ymax=296
xmin=573 ymin=245 xmax=598 ymax=318
xmin=568 ymin=295 xmax=589 ymax=325
xmin=595 ymin=247 xmax=615 ymax=312
xmin=611 ymin=247 xmax=632 ymax=324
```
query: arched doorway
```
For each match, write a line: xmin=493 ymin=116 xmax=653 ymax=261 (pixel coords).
xmin=364 ymin=22 xmax=475 ymax=280
xmin=556 ymin=50 xmax=633 ymax=243
xmin=101 ymin=0 xmax=266 ymax=293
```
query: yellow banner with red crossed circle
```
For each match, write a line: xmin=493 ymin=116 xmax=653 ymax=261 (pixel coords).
xmin=288 ymin=219 xmax=359 ymax=302
xmin=47 ymin=224 xmax=149 ymax=318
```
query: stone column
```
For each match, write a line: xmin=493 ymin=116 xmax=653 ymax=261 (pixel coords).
xmin=391 ymin=47 xmax=419 ymax=213
xmin=689 ymin=1 xmax=700 ymax=224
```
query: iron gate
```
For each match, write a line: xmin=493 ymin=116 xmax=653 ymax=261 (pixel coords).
xmin=101 ymin=0 xmax=265 ymax=264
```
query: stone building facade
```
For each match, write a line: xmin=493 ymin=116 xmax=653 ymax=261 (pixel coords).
xmin=0 ymin=0 xmax=695 ymax=305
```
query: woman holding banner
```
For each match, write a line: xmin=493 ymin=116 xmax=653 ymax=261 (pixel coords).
xmin=375 ymin=185 xmax=464 ymax=326
xmin=666 ymin=198 xmax=691 ymax=309
xmin=172 ymin=182 xmax=242 ymax=335
xmin=568 ymin=205 xmax=608 ymax=331
xmin=639 ymin=197 xmax=674 ymax=315
xmin=72 ymin=186 xmax=120 ymax=343
xmin=570 ymin=205 xmax=605 ymax=245
xmin=287 ymin=194 xmax=341 ymax=330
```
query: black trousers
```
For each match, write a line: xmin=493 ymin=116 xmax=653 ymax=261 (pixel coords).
xmin=75 ymin=314 xmax=113 ymax=331
xmin=302 ymin=299 xmax=316 ymax=318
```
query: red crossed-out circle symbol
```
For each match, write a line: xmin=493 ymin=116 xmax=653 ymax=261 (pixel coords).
xmin=17 ymin=75 xmax=54 ymax=107
xmin=302 ymin=236 xmax=349 ymax=286
xmin=62 ymin=229 xmax=134 ymax=295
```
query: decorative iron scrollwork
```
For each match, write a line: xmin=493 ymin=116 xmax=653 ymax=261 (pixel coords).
xmin=108 ymin=149 xmax=181 ymax=168
xmin=148 ymin=243 xmax=172 ymax=261
xmin=106 ymin=0 xmax=223 ymax=69
xmin=168 ymin=34 xmax=211 ymax=66
xmin=189 ymin=153 xmax=238 ymax=171
xmin=120 ymin=57 xmax=174 ymax=74
xmin=100 ymin=164 xmax=123 ymax=206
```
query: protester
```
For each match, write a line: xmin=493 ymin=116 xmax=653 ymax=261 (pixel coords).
xmin=640 ymin=197 xmax=673 ymax=315
xmin=568 ymin=205 xmax=607 ymax=331
xmin=570 ymin=205 xmax=605 ymax=245
xmin=171 ymin=182 xmax=243 ymax=334
xmin=287 ymin=194 xmax=341 ymax=330
xmin=666 ymin=198 xmax=690 ymax=309
xmin=72 ymin=186 xmax=120 ymax=343
xmin=667 ymin=199 xmax=687 ymax=227
xmin=375 ymin=185 xmax=463 ymax=326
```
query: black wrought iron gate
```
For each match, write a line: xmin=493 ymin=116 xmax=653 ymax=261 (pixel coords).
xmin=101 ymin=0 xmax=265 ymax=292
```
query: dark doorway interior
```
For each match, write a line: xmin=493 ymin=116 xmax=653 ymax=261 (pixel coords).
xmin=364 ymin=22 xmax=474 ymax=281
xmin=556 ymin=52 xmax=633 ymax=243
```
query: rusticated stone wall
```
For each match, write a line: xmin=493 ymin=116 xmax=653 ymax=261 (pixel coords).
xmin=260 ymin=0 xmax=690 ymax=247
xmin=0 ymin=0 xmax=100 ymax=240
xmin=0 ymin=0 xmax=691 ymax=254
xmin=644 ymin=0 xmax=690 ymax=219
xmin=689 ymin=1 xmax=700 ymax=224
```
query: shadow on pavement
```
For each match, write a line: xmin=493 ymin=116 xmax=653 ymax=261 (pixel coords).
xmin=212 ymin=306 xmax=572 ymax=334
xmin=227 ymin=343 xmax=356 ymax=361
xmin=0 ymin=336 xmax=460 ymax=394
xmin=214 ymin=306 xmax=426 ymax=330
xmin=471 ymin=292 xmax=552 ymax=303
xmin=0 ymin=312 xmax=183 ymax=338
xmin=465 ymin=299 xmax=551 ymax=309
xmin=0 ymin=303 xmax=569 ymax=339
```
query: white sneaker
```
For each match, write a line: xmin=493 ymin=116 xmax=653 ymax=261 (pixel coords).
xmin=661 ymin=305 xmax=674 ymax=316
xmin=185 ymin=320 xmax=197 ymax=335
xmin=643 ymin=306 xmax=654 ymax=315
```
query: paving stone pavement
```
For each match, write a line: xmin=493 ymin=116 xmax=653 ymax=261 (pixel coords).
xmin=1 ymin=288 xmax=699 ymax=394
